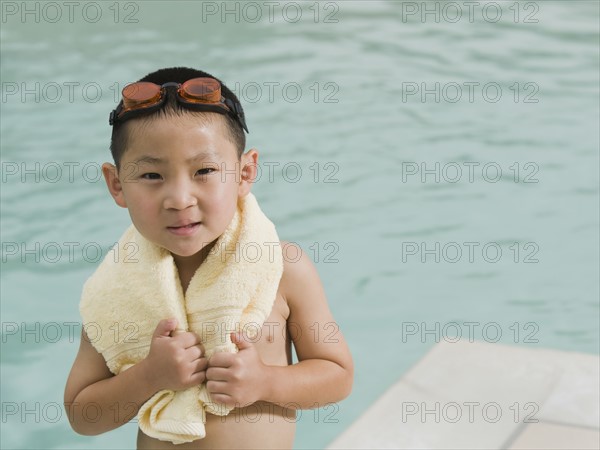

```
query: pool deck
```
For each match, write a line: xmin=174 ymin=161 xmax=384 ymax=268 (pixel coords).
xmin=327 ymin=339 xmax=599 ymax=449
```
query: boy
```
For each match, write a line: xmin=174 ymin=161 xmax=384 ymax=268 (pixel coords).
xmin=63 ymin=67 xmax=353 ymax=449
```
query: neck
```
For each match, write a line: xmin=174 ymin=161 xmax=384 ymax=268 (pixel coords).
xmin=172 ymin=239 xmax=218 ymax=292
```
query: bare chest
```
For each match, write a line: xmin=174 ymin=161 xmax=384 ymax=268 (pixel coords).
xmin=250 ymin=289 xmax=292 ymax=366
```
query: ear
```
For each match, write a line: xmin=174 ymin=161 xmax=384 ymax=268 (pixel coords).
xmin=102 ymin=162 xmax=127 ymax=208
xmin=238 ymin=148 xmax=259 ymax=197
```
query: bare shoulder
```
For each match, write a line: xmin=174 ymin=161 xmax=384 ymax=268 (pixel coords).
xmin=276 ymin=240 xmax=353 ymax=382
xmin=278 ymin=240 xmax=320 ymax=304
xmin=277 ymin=239 xmax=332 ymax=320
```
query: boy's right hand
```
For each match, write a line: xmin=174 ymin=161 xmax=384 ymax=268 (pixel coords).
xmin=142 ymin=318 xmax=207 ymax=392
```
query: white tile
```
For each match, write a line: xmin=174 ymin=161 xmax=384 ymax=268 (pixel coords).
xmin=328 ymin=340 xmax=600 ymax=450
xmin=403 ymin=340 xmax=559 ymax=404
xmin=507 ymin=421 xmax=600 ymax=450
xmin=328 ymin=380 xmax=515 ymax=449
xmin=536 ymin=352 xmax=599 ymax=428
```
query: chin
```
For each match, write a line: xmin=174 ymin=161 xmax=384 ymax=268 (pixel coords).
xmin=168 ymin=246 xmax=203 ymax=258
xmin=170 ymin=240 xmax=216 ymax=258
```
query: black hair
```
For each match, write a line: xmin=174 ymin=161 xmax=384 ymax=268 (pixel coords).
xmin=109 ymin=67 xmax=246 ymax=167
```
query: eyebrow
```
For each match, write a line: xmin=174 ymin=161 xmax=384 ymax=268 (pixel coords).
xmin=133 ymin=151 xmax=221 ymax=165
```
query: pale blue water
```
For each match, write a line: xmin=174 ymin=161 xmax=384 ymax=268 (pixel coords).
xmin=1 ymin=1 xmax=599 ymax=449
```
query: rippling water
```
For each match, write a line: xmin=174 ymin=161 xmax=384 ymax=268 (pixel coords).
xmin=1 ymin=2 xmax=598 ymax=448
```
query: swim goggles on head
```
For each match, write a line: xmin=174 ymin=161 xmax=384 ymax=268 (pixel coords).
xmin=109 ymin=77 xmax=249 ymax=133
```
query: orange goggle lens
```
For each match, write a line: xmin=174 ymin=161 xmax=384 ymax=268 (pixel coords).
xmin=111 ymin=77 xmax=248 ymax=132
xmin=179 ymin=78 xmax=222 ymax=103
xmin=120 ymin=78 xmax=224 ymax=114
xmin=121 ymin=82 xmax=162 ymax=111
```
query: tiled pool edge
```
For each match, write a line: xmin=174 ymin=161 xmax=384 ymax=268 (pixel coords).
xmin=327 ymin=340 xmax=599 ymax=449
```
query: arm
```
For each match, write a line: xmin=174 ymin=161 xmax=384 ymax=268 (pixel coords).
xmin=64 ymin=319 xmax=205 ymax=435
xmin=206 ymin=242 xmax=354 ymax=409
xmin=264 ymin=241 xmax=354 ymax=408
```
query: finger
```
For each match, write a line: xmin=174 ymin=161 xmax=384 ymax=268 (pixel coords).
xmin=210 ymin=393 xmax=235 ymax=407
xmin=206 ymin=380 xmax=230 ymax=395
xmin=208 ymin=352 xmax=234 ymax=368
xmin=153 ymin=318 xmax=178 ymax=338
xmin=188 ymin=370 xmax=206 ymax=386
xmin=231 ymin=332 xmax=253 ymax=350
xmin=206 ymin=367 xmax=230 ymax=382
xmin=195 ymin=357 xmax=208 ymax=373
xmin=174 ymin=331 xmax=200 ymax=348
xmin=185 ymin=344 xmax=203 ymax=361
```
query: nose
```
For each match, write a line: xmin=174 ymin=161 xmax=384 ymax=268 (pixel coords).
xmin=162 ymin=177 xmax=198 ymax=210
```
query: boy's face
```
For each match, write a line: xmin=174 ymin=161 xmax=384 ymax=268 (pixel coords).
xmin=102 ymin=114 xmax=257 ymax=261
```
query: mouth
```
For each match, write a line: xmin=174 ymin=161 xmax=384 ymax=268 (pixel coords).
xmin=167 ymin=221 xmax=201 ymax=236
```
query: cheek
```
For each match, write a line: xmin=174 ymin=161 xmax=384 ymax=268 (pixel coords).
xmin=204 ymin=193 xmax=230 ymax=215
xmin=124 ymin=189 xmax=157 ymax=215
xmin=204 ymin=188 xmax=238 ymax=220
xmin=206 ymin=176 xmax=238 ymax=201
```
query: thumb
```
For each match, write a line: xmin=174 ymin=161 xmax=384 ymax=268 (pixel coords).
xmin=231 ymin=331 xmax=252 ymax=350
xmin=153 ymin=318 xmax=178 ymax=338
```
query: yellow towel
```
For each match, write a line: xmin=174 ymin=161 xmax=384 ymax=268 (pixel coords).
xmin=79 ymin=192 xmax=283 ymax=444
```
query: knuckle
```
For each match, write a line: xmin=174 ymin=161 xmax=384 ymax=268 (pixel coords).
xmin=230 ymin=390 xmax=240 ymax=404
xmin=176 ymin=365 xmax=187 ymax=379
xmin=214 ymin=394 xmax=231 ymax=406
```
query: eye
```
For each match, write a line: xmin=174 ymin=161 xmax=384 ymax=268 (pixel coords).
xmin=196 ymin=168 xmax=216 ymax=176
xmin=141 ymin=172 xmax=162 ymax=180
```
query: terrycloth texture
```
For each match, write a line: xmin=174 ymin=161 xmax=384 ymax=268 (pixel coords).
xmin=79 ymin=192 xmax=283 ymax=444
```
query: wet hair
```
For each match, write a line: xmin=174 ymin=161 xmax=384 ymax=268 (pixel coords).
xmin=109 ymin=67 xmax=246 ymax=167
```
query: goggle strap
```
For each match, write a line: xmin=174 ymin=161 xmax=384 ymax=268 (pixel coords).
xmin=109 ymin=108 xmax=118 ymax=125
xmin=109 ymin=84 xmax=249 ymax=133
xmin=224 ymin=98 xmax=249 ymax=133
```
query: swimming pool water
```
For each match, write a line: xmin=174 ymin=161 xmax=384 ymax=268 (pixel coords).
xmin=1 ymin=2 xmax=599 ymax=448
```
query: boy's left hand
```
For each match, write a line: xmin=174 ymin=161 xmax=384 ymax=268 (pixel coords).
xmin=206 ymin=332 xmax=268 ymax=407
